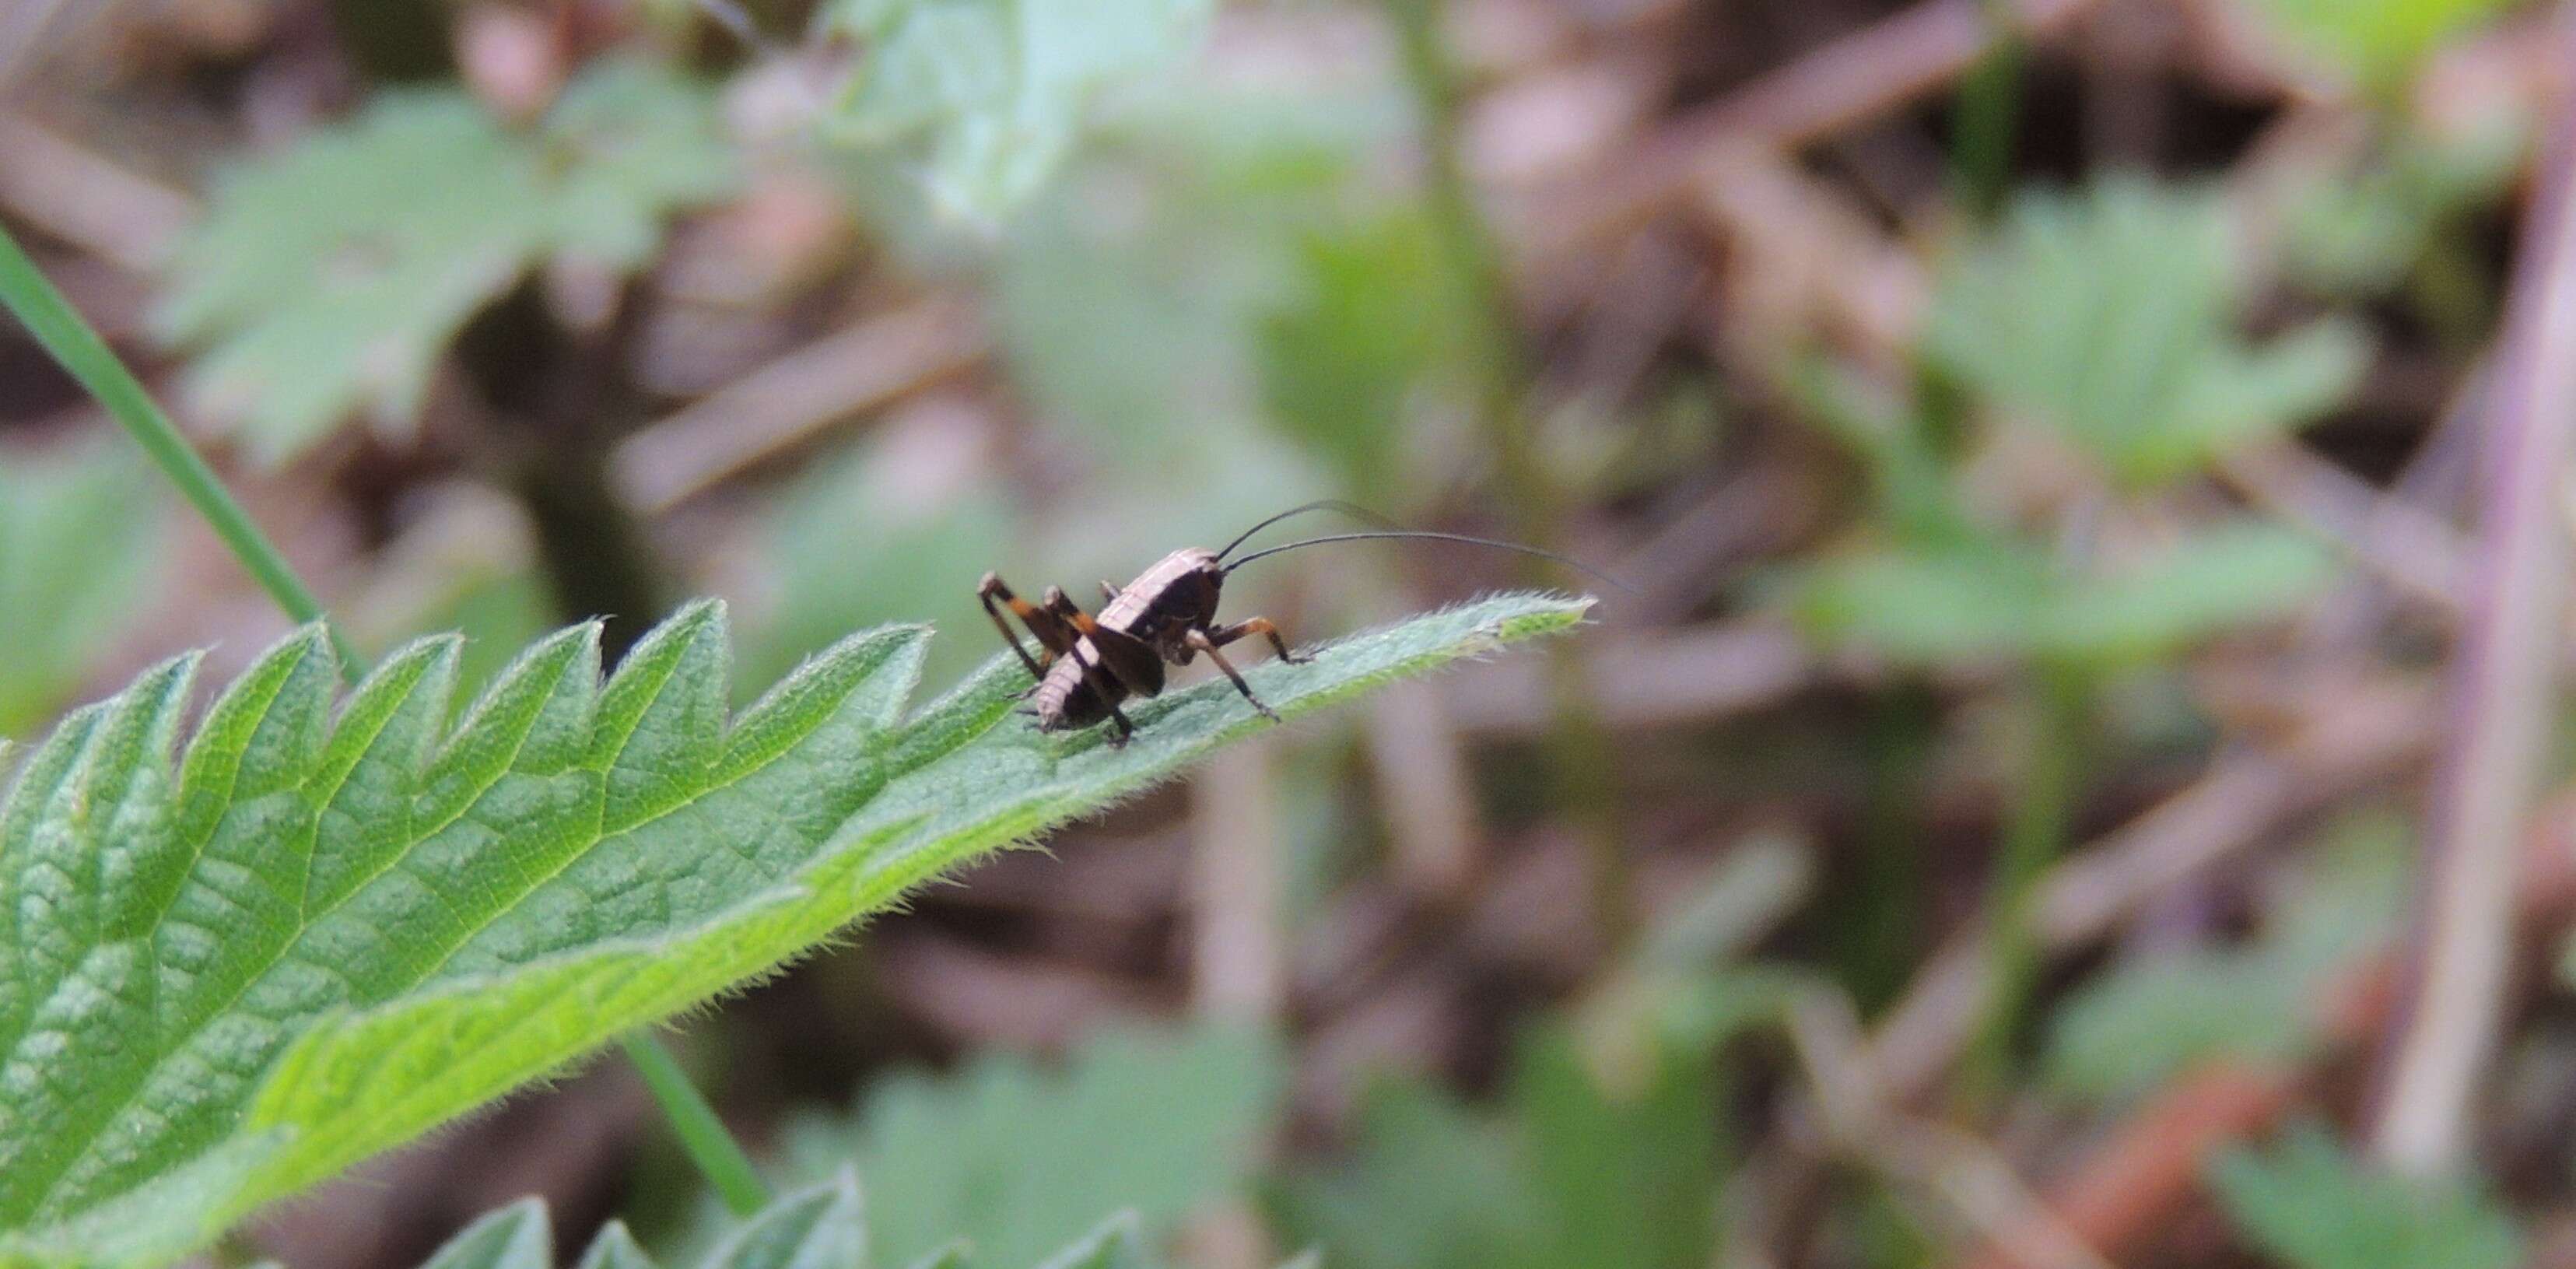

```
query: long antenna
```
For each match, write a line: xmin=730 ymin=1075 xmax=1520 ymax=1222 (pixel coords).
xmin=1223 ymin=530 xmax=1635 ymax=593
xmin=1215 ymin=499 xmax=1401 ymax=562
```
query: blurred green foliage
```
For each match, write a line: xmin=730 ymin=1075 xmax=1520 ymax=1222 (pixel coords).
xmin=158 ymin=58 xmax=734 ymax=464
xmin=814 ymin=0 xmax=1216 ymax=222
xmin=0 ymin=442 xmax=159 ymax=738
xmin=762 ymin=1025 xmax=1282 ymax=1269
xmin=2042 ymin=815 xmax=2410 ymax=1101
xmin=1272 ymin=972 xmax=1791 ymax=1269
xmin=747 ymin=435 xmax=1016 ymax=695
xmin=2285 ymin=121 xmax=2525 ymax=299
xmin=1788 ymin=174 xmax=2353 ymax=668
xmin=967 ymin=61 xmax=1466 ymax=594
xmin=1925 ymin=177 xmax=2364 ymax=489
xmin=1791 ymin=524 xmax=2332 ymax=667
xmin=1255 ymin=209 xmax=1478 ymax=510
xmin=2248 ymin=0 xmax=2515 ymax=88
xmin=2210 ymin=1123 xmax=2524 ymax=1269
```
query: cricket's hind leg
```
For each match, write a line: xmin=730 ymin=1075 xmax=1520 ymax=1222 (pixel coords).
xmin=978 ymin=571 xmax=1078 ymax=684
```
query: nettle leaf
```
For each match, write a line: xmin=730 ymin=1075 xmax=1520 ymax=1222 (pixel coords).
xmin=2210 ymin=1122 xmax=2522 ymax=1269
xmin=815 ymin=0 xmax=1215 ymax=222
xmin=1926 ymin=177 xmax=2367 ymax=487
xmin=401 ymin=1176 xmax=1249 ymax=1269
xmin=158 ymin=58 xmax=733 ymax=464
xmin=0 ymin=592 xmax=1586 ymax=1267
xmin=0 ymin=441 xmax=161 ymax=737
xmin=773 ymin=1024 xmax=1280 ymax=1269
xmin=411 ymin=1175 xmax=867 ymax=1269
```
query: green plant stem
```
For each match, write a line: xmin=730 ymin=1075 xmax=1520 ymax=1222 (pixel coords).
xmin=0 ymin=223 xmax=363 ymax=680
xmin=1386 ymin=0 xmax=1632 ymax=950
xmin=1838 ymin=680 xmax=1937 ymax=1015
xmin=1950 ymin=0 xmax=2022 ymax=221
xmin=0 ymin=216 xmax=766 ymax=1217
xmin=622 ymin=1032 xmax=770 ymax=1217
xmin=1964 ymin=660 xmax=2089 ymax=1102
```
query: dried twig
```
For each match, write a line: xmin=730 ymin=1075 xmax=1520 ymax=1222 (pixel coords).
xmin=0 ymin=114 xmax=194 ymax=273
xmin=1528 ymin=0 xmax=2100 ymax=262
xmin=2370 ymin=11 xmax=2576 ymax=1174
xmin=611 ymin=297 xmax=985 ymax=514
xmin=1193 ymin=739 xmax=1289 ymax=1022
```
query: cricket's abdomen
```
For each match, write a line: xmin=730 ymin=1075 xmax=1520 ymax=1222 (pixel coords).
xmin=1035 ymin=640 xmax=1116 ymax=730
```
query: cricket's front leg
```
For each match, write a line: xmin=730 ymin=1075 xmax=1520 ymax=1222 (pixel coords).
xmin=1185 ymin=627 xmax=1281 ymax=722
xmin=1209 ymin=615 xmax=1309 ymax=664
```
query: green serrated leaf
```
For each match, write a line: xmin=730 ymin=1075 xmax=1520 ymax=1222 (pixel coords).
xmin=1926 ymin=177 xmax=2365 ymax=486
xmin=0 ymin=440 xmax=161 ymax=737
xmin=895 ymin=1245 xmax=969 ymax=1269
xmin=576 ymin=1225 xmax=659 ymax=1269
xmin=158 ymin=58 xmax=734 ymax=464
xmin=2210 ymin=1122 xmax=2522 ymax=1269
xmin=767 ymin=1023 xmax=1278 ymax=1269
xmin=0 ymin=591 xmax=1586 ymax=1267
xmin=815 ymin=0 xmax=1214 ymax=221
xmin=403 ymin=1176 xmax=866 ymax=1269
xmin=1025 ymin=1214 xmax=1147 ymax=1269
xmin=704 ymin=1172 xmax=867 ymax=1269
xmin=422 ymin=1199 xmax=555 ymax=1269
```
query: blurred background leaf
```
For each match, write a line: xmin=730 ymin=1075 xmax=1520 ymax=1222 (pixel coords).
xmin=1271 ymin=986 xmax=1765 ymax=1269
xmin=156 ymin=58 xmax=732 ymax=464
xmin=745 ymin=1025 xmax=1282 ymax=1269
xmin=815 ymin=0 xmax=1217 ymax=223
xmin=2045 ymin=814 xmax=2410 ymax=1101
xmin=0 ymin=440 xmax=159 ymax=737
xmin=2210 ymin=1122 xmax=2524 ymax=1269
xmin=744 ymin=422 xmax=1016 ymax=696
xmin=1786 ymin=521 xmax=2330 ymax=667
xmin=2247 ymin=0 xmax=2518 ymax=88
xmin=1925 ymin=177 xmax=2366 ymax=487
